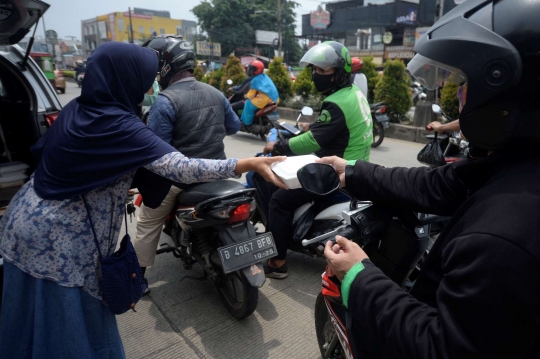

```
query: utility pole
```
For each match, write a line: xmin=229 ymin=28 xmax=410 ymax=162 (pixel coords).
xmin=128 ymin=7 xmax=134 ymax=43
xmin=277 ymin=0 xmax=282 ymax=58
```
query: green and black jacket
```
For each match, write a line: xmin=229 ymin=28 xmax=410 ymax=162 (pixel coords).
xmin=274 ymin=84 xmax=373 ymax=161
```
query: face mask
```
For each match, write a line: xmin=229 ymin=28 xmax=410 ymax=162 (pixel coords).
xmin=139 ymin=81 xmax=160 ymax=106
xmin=313 ymin=72 xmax=335 ymax=93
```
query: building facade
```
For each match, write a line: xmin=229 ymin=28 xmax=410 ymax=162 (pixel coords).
xmin=301 ymin=0 xmax=460 ymax=65
xmin=81 ymin=8 xmax=197 ymax=58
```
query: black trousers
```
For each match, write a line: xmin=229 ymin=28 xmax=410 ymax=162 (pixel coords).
xmin=231 ymin=101 xmax=244 ymax=118
xmin=253 ymin=173 xmax=320 ymax=260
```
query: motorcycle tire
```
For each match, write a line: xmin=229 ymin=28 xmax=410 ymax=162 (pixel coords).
xmin=215 ymin=270 xmax=258 ymax=319
xmin=315 ymin=292 xmax=344 ymax=359
xmin=371 ymin=121 xmax=385 ymax=148
xmin=259 ymin=133 xmax=266 ymax=141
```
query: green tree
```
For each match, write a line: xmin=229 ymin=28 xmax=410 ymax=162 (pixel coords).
xmin=292 ymin=66 xmax=315 ymax=99
xmin=193 ymin=66 xmax=205 ymax=81
xmin=267 ymin=57 xmax=293 ymax=101
xmin=207 ymin=68 xmax=225 ymax=91
xmin=361 ymin=56 xmax=379 ymax=103
xmin=220 ymin=55 xmax=247 ymax=92
xmin=440 ymin=82 xmax=460 ymax=121
xmin=192 ymin=0 xmax=302 ymax=64
xmin=374 ymin=60 xmax=412 ymax=122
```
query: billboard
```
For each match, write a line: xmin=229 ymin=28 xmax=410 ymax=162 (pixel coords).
xmin=310 ymin=5 xmax=331 ymax=30
xmin=255 ymin=30 xmax=279 ymax=46
xmin=98 ymin=21 xmax=108 ymax=40
xmin=196 ymin=41 xmax=221 ymax=57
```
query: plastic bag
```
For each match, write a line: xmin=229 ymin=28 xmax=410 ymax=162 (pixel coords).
xmin=417 ymin=132 xmax=446 ymax=167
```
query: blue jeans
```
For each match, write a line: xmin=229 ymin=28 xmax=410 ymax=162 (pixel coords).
xmin=0 ymin=261 xmax=125 ymax=359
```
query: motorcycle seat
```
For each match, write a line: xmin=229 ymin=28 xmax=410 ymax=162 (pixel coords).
xmin=255 ymin=103 xmax=278 ymax=118
xmin=177 ymin=180 xmax=247 ymax=206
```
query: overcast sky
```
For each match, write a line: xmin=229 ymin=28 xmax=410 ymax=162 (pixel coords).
xmin=37 ymin=0 xmax=324 ymax=39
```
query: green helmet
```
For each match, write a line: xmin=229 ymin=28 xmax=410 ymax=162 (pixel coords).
xmin=300 ymin=41 xmax=352 ymax=88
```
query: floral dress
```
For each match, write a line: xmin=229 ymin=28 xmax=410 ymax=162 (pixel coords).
xmin=0 ymin=152 xmax=238 ymax=300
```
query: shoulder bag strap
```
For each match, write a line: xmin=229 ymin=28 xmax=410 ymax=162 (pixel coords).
xmin=82 ymin=195 xmax=103 ymax=260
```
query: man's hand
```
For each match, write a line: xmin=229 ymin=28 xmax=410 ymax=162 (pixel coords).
xmin=298 ymin=122 xmax=311 ymax=132
xmin=235 ymin=156 xmax=288 ymax=190
xmin=324 ymin=236 xmax=369 ymax=281
xmin=428 ymin=121 xmax=444 ymax=133
xmin=227 ymin=87 xmax=233 ymax=92
xmin=263 ymin=141 xmax=276 ymax=155
xmin=316 ymin=156 xmax=347 ymax=188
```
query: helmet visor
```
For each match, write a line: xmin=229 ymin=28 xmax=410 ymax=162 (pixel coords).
xmin=407 ymin=54 xmax=467 ymax=90
xmin=299 ymin=43 xmax=340 ymax=71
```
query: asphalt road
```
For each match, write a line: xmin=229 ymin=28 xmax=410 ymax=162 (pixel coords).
xmin=58 ymin=82 xmax=424 ymax=359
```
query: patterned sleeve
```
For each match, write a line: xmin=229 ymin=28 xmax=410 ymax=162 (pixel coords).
xmin=143 ymin=152 xmax=239 ymax=184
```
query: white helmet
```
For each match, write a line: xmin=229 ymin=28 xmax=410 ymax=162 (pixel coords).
xmin=76 ymin=60 xmax=83 ymax=66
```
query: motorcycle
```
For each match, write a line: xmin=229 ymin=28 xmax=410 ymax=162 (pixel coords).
xmin=411 ymin=81 xmax=426 ymax=106
xmin=291 ymin=163 xmax=443 ymax=359
xmin=226 ymin=79 xmax=274 ymax=141
xmin=76 ymin=72 xmax=85 ymax=88
xmin=369 ymin=103 xmax=390 ymax=148
xmin=424 ymin=104 xmax=469 ymax=166
xmin=152 ymin=180 xmax=278 ymax=319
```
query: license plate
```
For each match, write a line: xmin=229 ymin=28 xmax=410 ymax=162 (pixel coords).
xmin=218 ymin=233 xmax=278 ymax=274
xmin=376 ymin=114 xmax=389 ymax=128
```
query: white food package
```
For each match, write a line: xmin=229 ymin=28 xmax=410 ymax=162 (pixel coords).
xmin=270 ymin=155 xmax=319 ymax=189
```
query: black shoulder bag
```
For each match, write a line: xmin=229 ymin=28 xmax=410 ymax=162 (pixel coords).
xmin=82 ymin=196 xmax=147 ymax=315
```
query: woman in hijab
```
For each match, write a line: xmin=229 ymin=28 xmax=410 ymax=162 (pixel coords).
xmin=0 ymin=42 xmax=285 ymax=358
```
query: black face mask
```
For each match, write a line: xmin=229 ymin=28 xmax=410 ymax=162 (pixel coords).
xmin=313 ymin=72 xmax=335 ymax=93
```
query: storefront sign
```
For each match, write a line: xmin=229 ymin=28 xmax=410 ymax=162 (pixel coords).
xmin=109 ymin=14 xmax=116 ymax=41
xmin=122 ymin=12 xmax=152 ymax=20
xmin=196 ymin=41 xmax=221 ymax=57
xmin=384 ymin=46 xmax=415 ymax=60
xmin=310 ymin=6 xmax=331 ymax=30
xmin=396 ymin=9 xmax=417 ymax=25
xmin=403 ymin=28 xmax=416 ymax=47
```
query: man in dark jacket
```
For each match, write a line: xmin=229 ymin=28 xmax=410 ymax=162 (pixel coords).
xmin=320 ymin=0 xmax=540 ymax=357
xmin=134 ymin=36 xmax=240 ymax=286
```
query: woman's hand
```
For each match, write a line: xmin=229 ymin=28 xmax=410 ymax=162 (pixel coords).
xmin=324 ymin=235 xmax=369 ymax=281
xmin=316 ymin=156 xmax=347 ymax=188
xmin=235 ymin=156 xmax=288 ymax=189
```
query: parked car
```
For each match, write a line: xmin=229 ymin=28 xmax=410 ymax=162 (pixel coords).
xmin=0 ymin=0 xmax=60 ymax=309
xmin=54 ymin=67 xmax=66 ymax=93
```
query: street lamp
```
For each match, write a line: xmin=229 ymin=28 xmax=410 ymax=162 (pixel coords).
xmin=255 ymin=0 xmax=284 ymax=58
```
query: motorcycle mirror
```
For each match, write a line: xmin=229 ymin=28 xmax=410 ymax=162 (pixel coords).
xmin=419 ymin=93 xmax=427 ymax=101
xmin=432 ymin=104 xmax=443 ymax=114
xmin=226 ymin=79 xmax=233 ymax=85
xmin=301 ymin=106 xmax=313 ymax=117
xmin=297 ymin=163 xmax=340 ymax=196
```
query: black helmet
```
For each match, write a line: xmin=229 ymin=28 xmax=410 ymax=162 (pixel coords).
xmin=300 ymin=41 xmax=352 ymax=89
xmin=142 ymin=36 xmax=196 ymax=88
xmin=408 ymin=0 xmax=540 ymax=150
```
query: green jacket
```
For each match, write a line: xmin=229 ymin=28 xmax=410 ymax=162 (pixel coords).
xmin=274 ymin=84 xmax=372 ymax=161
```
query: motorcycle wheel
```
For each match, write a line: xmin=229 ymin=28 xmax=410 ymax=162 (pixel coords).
xmin=215 ymin=270 xmax=258 ymax=319
xmin=315 ymin=293 xmax=343 ymax=359
xmin=371 ymin=120 xmax=385 ymax=148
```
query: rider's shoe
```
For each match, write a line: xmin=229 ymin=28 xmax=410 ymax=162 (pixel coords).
xmin=263 ymin=261 xmax=288 ymax=279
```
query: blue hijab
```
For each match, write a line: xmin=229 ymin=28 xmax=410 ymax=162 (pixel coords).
xmin=31 ymin=42 xmax=176 ymax=201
